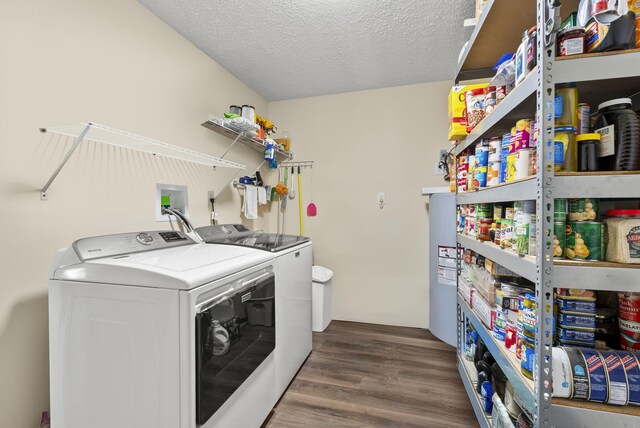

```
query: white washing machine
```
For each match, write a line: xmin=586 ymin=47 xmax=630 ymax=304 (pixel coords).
xmin=49 ymin=230 xmax=279 ymax=428
xmin=195 ymin=225 xmax=313 ymax=397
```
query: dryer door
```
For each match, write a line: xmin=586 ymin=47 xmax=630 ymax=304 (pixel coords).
xmin=194 ymin=271 xmax=275 ymax=425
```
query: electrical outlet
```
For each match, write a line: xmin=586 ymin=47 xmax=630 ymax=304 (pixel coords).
xmin=377 ymin=192 xmax=386 ymax=209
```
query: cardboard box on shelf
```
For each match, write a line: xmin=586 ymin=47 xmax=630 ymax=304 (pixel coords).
xmin=448 ymin=83 xmax=488 ymax=141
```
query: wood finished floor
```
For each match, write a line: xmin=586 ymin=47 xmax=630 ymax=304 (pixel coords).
xmin=264 ymin=321 xmax=480 ymax=428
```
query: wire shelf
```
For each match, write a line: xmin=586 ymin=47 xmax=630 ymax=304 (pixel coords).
xmin=42 ymin=122 xmax=246 ymax=169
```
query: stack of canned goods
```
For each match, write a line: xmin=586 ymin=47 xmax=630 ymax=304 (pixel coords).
xmin=553 ymin=198 xmax=604 ymax=261
xmin=457 ymin=118 xmax=539 ymax=193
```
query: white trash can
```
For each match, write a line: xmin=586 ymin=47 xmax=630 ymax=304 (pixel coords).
xmin=312 ymin=266 xmax=333 ymax=332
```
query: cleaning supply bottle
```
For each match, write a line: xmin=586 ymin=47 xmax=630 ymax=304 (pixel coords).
xmin=264 ymin=142 xmax=275 ymax=162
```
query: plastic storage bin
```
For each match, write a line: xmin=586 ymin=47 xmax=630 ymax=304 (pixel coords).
xmin=312 ymin=266 xmax=333 ymax=332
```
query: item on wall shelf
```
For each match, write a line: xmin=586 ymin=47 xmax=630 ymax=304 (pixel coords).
xmin=242 ymin=105 xmax=256 ymax=123
xmin=229 ymin=105 xmax=242 ymax=116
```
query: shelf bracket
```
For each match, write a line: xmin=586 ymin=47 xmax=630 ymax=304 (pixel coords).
xmin=219 ymin=134 xmax=242 ymax=160
xmin=39 ymin=123 xmax=92 ymax=200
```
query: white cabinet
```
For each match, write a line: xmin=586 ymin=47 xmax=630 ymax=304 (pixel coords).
xmin=274 ymin=243 xmax=312 ymax=397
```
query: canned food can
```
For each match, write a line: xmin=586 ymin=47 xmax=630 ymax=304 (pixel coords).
xmin=554 ymin=222 xmax=566 ymax=258
xmin=554 ymin=198 xmax=568 ymax=221
xmin=487 ymin=161 xmax=501 ymax=186
xmin=618 ymin=292 xmax=640 ymax=323
xmin=509 ymin=127 xmax=517 ymax=154
xmin=568 ymin=198 xmax=599 ymax=221
xmin=467 ymin=155 xmax=476 ymax=192
xmin=580 ymin=348 xmax=608 ymax=403
xmin=521 ymin=335 xmax=535 ymax=380
xmin=578 ymin=103 xmax=591 ymax=135
xmin=474 ymin=166 xmax=487 ymax=189
xmin=515 ymin=212 xmax=533 ymax=255
xmin=477 ymin=203 xmax=492 ymax=219
xmin=601 ymin=351 xmax=629 ymax=406
xmin=562 ymin=347 xmax=589 ymax=400
xmin=619 ymin=352 xmax=640 ymax=405
xmin=514 ymin=149 xmax=531 ymax=180
xmin=552 ymin=347 xmax=573 ymax=399
xmin=500 ymin=134 xmax=510 ymax=183
xmin=484 ymin=86 xmax=497 ymax=115
xmin=500 ymin=219 xmax=514 ymax=249
xmin=475 ymin=140 xmax=489 ymax=168
xmin=488 ymin=137 xmax=502 ymax=162
xmin=514 ymin=119 xmax=533 ymax=151
xmin=506 ymin=153 xmax=517 ymax=182
xmin=619 ymin=318 xmax=640 ymax=340
xmin=566 ymin=221 xmax=604 ymax=261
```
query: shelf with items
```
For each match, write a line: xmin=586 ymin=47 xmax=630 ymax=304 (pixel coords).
xmin=457 ymin=355 xmax=492 ymax=428
xmin=457 ymin=177 xmax=537 ymax=204
xmin=455 ymin=0 xmax=541 ymax=82
xmin=455 ymin=70 xmax=537 ymax=155
xmin=554 ymin=260 xmax=640 ymax=292
xmin=459 ymin=295 xmax=535 ymax=415
xmin=552 ymin=397 xmax=640 ymax=425
xmin=554 ymin=171 xmax=640 ymax=198
xmin=38 ymin=122 xmax=246 ymax=200
xmin=201 ymin=117 xmax=293 ymax=160
xmin=459 ymin=229 xmax=640 ymax=292
xmin=457 ymin=234 xmax=537 ymax=282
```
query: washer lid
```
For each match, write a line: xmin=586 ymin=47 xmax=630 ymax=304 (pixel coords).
xmin=52 ymin=243 xmax=273 ymax=290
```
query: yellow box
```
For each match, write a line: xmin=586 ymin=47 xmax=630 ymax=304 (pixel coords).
xmin=448 ymin=83 xmax=488 ymax=141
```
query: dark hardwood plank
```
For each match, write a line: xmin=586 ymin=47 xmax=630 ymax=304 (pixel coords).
xmin=264 ymin=321 xmax=480 ymax=428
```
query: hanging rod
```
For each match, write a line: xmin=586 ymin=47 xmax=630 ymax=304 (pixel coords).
xmin=279 ymin=160 xmax=313 ymax=169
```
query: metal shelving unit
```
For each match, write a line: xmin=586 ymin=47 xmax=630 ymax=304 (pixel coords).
xmin=458 ymin=355 xmax=492 ymax=428
xmin=39 ymin=122 xmax=246 ymax=200
xmin=454 ymin=1 xmax=640 ymax=427
xmin=459 ymin=295 xmax=535 ymax=415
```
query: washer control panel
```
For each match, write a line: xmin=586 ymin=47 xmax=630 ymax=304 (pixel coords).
xmin=73 ymin=231 xmax=194 ymax=261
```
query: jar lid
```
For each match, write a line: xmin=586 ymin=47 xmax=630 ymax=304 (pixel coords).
xmin=555 ymin=126 xmax=577 ymax=133
xmin=576 ymin=133 xmax=601 ymax=142
xmin=528 ymin=26 xmax=537 ymax=35
xmin=558 ymin=26 xmax=585 ymax=35
xmin=598 ymin=98 xmax=632 ymax=111
xmin=242 ymin=104 xmax=255 ymax=109
xmin=606 ymin=209 xmax=640 ymax=217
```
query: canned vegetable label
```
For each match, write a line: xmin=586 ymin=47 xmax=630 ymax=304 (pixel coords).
xmin=566 ymin=222 xmax=604 ymax=261
xmin=568 ymin=198 xmax=599 ymax=221
xmin=554 ymin=222 xmax=566 ymax=258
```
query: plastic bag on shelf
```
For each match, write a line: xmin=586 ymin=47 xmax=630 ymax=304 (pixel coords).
xmin=490 ymin=58 xmax=516 ymax=90
xmin=578 ymin=0 xmax=629 ymax=26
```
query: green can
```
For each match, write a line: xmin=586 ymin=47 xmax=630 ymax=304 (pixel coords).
xmin=554 ymin=221 xmax=566 ymax=259
xmin=566 ymin=221 xmax=604 ymax=261
xmin=477 ymin=203 xmax=493 ymax=219
xmin=554 ymin=198 xmax=568 ymax=221
xmin=568 ymin=198 xmax=599 ymax=222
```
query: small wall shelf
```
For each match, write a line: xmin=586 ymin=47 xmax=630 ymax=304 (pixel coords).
xmin=39 ymin=122 xmax=246 ymax=200
xmin=201 ymin=116 xmax=293 ymax=160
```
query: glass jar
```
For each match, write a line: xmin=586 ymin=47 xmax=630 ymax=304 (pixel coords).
xmin=478 ymin=218 xmax=493 ymax=241
xmin=554 ymin=126 xmax=577 ymax=172
xmin=555 ymin=83 xmax=579 ymax=128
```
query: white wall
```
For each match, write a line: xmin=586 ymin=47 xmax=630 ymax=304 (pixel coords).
xmin=0 ymin=1 xmax=274 ymax=426
xmin=268 ymin=81 xmax=452 ymax=329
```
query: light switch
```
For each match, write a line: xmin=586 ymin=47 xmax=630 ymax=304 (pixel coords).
xmin=377 ymin=192 xmax=386 ymax=209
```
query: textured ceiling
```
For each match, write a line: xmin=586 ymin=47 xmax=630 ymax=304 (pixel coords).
xmin=138 ymin=0 xmax=474 ymax=101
